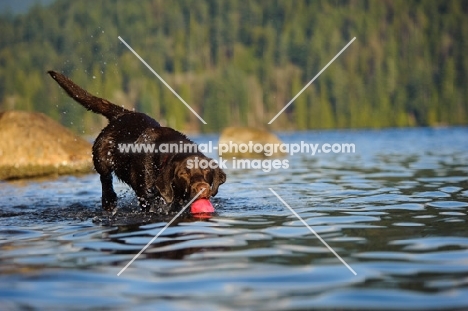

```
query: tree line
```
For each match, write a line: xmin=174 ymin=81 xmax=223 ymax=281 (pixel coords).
xmin=0 ymin=0 xmax=467 ymax=134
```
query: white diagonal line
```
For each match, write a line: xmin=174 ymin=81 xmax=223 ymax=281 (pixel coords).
xmin=268 ymin=37 xmax=356 ymax=124
xmin=117 ymin=190 xmax=204 ymax=276
xmin=269 ymin=188 xmax=357 ymax=275
xmin=118 ymin=36 xmax=207 ymax=124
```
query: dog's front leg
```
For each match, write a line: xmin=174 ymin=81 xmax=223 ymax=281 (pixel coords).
xmin=137 ymin=190 xmax=172 ymax=215
xmin=133 ymin=186 xmax=168 ymax=214
xmin=147 ymin=196 xmax=172 ymax=215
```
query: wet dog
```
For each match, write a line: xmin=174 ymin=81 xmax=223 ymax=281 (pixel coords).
xmin=48 ymin=71 xmax=226 ymax=214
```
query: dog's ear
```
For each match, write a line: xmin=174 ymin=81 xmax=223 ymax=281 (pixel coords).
xmin=155 ymin=164 xmax=175 ymax=204
xmin=211 ymin=166 xmax=226 ymax=197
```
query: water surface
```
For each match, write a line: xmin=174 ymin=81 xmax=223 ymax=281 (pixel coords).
xmin=1 ymin=127 xmax=467 ymax=310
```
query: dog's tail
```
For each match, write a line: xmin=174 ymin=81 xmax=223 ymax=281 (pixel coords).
xmin=48 ymin=70 xmax=130 ymax=120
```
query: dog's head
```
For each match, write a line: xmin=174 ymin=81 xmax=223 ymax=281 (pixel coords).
xmin=154 ymin=154 xmax=226 ymax=205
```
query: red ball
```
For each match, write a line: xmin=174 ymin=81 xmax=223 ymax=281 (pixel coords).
xmin=190 ymin=199 xmax=215 ymax=214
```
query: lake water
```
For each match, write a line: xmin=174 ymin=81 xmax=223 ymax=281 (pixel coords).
xmin=1 ymin=127 xmax=467 ymax=310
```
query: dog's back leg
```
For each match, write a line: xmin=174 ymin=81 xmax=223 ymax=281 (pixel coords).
xmin=99 ymin=173 xmax=117 ymax=211
xmin=93 ymin=132 xmax=118 ymax=211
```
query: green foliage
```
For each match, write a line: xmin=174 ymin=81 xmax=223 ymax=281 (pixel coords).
xmin=0 ymin=0 xmax=467 ymax=133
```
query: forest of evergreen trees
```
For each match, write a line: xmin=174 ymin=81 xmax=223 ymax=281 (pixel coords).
xmin=0 ymin=0 xmax=467 ymax=134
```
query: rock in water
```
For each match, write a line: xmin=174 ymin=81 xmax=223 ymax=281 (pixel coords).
xmin=0 ymin=111 xmax=93 ymax=180
xmin=218 ymin=127 xmax=285 ymax=158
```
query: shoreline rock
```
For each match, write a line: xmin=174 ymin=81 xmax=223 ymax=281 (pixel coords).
xmin=218 ymin=127 xmax=285 ymax=158
xmin=0 ymin=111 xmax=93 ymax=180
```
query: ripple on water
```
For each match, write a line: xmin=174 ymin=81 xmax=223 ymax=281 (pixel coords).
xmin=392 ymin=222 xmax=425 ymax=227
xmin=426 ymin=201 xmax=468 ymax=209
xmin=390 ymin=237 xmax=468 ymax=251
xmin=439 ymin=186 xmax=462 ymax=193
xmin=360 ymin=203 xmax=425 ymax=211
xmin=412 ymin=191 xmax=451 ymax=198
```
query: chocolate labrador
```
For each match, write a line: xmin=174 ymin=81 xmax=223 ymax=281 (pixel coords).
xmin=48 ymin=70 xmax=226 ymax=214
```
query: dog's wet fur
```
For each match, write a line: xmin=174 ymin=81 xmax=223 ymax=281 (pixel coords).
xmin=48 ymin=71 xmax=226 ymax=214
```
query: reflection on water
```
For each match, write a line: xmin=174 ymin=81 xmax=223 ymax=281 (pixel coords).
xmin=1 ymin=127 xmax=468 ymax=310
